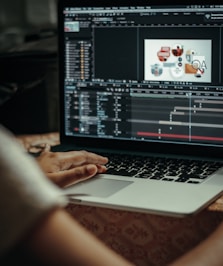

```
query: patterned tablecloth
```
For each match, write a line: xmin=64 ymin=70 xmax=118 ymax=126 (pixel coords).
xmin=17 ymin=132 xmax=223 ymax=266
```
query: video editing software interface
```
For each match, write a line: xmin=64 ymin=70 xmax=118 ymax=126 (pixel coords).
xmin=63 ymin=4 xmax=223 ymax=147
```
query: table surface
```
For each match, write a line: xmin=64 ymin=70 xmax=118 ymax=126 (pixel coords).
xmin=16 ymin=132 xmax=223 ymax=266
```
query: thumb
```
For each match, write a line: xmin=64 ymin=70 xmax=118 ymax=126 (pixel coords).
xmin=47 ymin=164 xmax=98 ymax=188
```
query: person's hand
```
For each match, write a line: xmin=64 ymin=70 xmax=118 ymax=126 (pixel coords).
xmin=36 ymin=144 xmax=108 ymax=188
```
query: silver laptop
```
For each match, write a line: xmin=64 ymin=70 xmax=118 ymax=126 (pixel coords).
xmin=55 ymin=0 xmax=223 ymax=217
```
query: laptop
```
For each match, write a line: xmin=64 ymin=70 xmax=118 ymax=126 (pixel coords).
xmin=55 ymin=0 xmax=223 ymax=217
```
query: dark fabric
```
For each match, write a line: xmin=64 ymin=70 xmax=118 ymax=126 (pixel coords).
xmin=0 ymin=245 xmax=43 ymax=266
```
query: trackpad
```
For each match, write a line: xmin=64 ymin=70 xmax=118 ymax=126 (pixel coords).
xmin=64 ymin=178 xmax=133 ymax=198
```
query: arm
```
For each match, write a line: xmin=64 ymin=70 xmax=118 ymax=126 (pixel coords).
xmin=170 ymin=221 xmax=223 ymax=266
xmin=0 ymin=126 xmax=131 ymax=265
xmin=36 ymin=144 xmax=108 ymax=187
xmin=26 ymin=208 xmax=134 ymax=266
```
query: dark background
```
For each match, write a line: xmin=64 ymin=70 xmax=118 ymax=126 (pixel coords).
xmin=0 ymin=0 xmax=59 ymax=134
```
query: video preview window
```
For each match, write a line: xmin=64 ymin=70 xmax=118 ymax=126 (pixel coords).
xmin=144 ymin=39 xmax=212 ymax=83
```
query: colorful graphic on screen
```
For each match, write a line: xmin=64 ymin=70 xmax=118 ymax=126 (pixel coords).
xmin=144 ymin=39 xmax=211 ymax=82
xmin=64 ymin=21 xmax=80 ymax=32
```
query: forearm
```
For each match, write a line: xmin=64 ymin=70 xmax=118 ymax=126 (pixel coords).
xmin=170 ymin=221 xmax=223 ymax=266
xmin=27 ymin=208 xmax=133 ymax=266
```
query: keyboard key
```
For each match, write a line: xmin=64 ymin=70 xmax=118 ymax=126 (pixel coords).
xmin=102 ymin=152 xmax=223 ymax=184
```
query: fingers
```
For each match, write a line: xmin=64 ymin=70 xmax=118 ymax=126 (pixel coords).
xmin=29 ymin=143 xmax=51 ymax=155
xmin=77 ymin=150 xmax=109 ymax=165
xmin=36 ymin=148 xmax=109 ymax=188
xmin=47 ymin=164 xmax=107 ymax=188
xmin=55 ymin=150 xmax=108 ymax=170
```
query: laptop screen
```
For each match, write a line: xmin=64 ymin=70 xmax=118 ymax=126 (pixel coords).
xmin=58 ymin=0 xmax=223 ymax=152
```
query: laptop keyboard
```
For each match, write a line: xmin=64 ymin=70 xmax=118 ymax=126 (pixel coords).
xmin=102 ymin=153 xmax=223 ymax=184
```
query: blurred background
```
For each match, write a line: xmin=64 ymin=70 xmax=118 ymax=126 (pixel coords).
xmin=0 ymin=0 xmax=57 ymax=51
xmin=0 ymin=0 xmax=60 ymax=134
